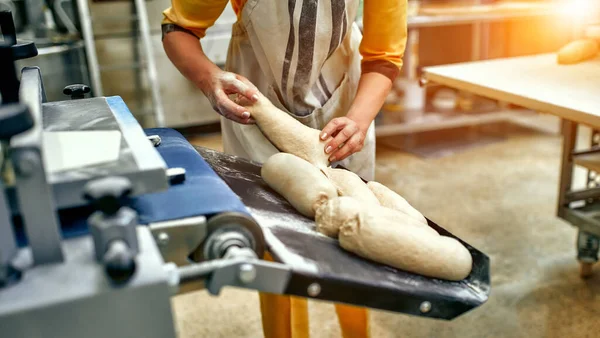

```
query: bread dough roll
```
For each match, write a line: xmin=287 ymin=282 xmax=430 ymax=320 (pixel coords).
xmin=261 ymin=153 xmax=337 ymax=218
xmin=339 ymin=211 xmax=473 ymax=281
xmin=367 ymin=181 xmax=427 ymax=225
xmin=323 ymin=167 xmax=380 ymax=205
xmin=557 ymin=39 xmax=599 ymax=65
xmin=315 ymin=196 xmax=438 ymax=238
xmin=241 ymin=93 xmax=331 ymax=169
xmin=315 ymin=196 xmax=361 ymax=238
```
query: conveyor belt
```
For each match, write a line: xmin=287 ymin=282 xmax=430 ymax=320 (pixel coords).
xmin=197 ymin=147 xmax=491 ymax=320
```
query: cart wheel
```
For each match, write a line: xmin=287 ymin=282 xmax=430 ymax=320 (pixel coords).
xmin=580 ymin=262 xmax=594 ymax=278
xmin=577 ymin=231 xmax=599 ymax=278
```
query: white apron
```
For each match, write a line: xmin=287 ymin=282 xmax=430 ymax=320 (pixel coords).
xmin=220 ymin=0 xmax=375 ymax=180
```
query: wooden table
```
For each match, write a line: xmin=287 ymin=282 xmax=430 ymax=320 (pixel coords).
xmin=424 ymin=54 xmax=600 ymax=128
xmin=423 ymin=54 xmax=600 ymax=277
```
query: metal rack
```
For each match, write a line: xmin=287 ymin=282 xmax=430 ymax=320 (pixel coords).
xmin=557 ymin=123 xmax=600 ymax=277
xmin=75 ymin=0 xmax=165 ymax=127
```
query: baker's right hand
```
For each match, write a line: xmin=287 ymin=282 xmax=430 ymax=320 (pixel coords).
xmin=201 ymin=70 xmax=260 ymax=124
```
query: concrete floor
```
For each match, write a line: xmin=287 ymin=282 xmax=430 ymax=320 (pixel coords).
xmin=173 ymin=116 xmax=600 ymax=338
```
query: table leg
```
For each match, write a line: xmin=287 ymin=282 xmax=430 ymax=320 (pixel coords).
xmin=557 ymin=119 xmax=577 ymax=218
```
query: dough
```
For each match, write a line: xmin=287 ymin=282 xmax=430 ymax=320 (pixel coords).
xmin=557 ymin=39 xmax=599 ymax=65
xmin=240 ymin=93 xmax=331 ymax=170
xmin=338 ymin=209 xmax=473 ymax=281
xmin=261 ymin=152 xmax=337 ymax=218
xmin=323 ymin=167 xmax=380 ymax=206
xmin=366 ymin=181 xmax=427 ymax=225
xmin=315 ymin=196 xmax=438 ymax=238
xmin=315 ymin=196 xmax=361 ymax=238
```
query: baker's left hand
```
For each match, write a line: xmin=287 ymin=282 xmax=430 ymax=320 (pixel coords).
xmin=320 ymin=117 xmax=368 ymax=163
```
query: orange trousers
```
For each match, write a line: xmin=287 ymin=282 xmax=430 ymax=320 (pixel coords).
xmin=259 ymin=253 xmax=370 ymax=338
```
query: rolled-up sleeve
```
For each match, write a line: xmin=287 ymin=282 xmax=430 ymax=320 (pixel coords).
xmin=359 ymin=0 xmax=408 ymax=81
xmin=162 ymin=0 xmax=230 ymax=39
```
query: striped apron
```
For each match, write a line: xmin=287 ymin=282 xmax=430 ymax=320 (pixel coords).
xmin=221 ymin=1 xmax=372 ymax=336
xmin=220 ymin=0 xmax=376 ymax=181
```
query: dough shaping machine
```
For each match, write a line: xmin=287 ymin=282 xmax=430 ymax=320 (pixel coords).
xmin=0 ymin=10 xmax=490 ymax=338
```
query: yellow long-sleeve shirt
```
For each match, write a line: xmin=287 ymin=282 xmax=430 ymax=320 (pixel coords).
xmin=162 ymin=0 xmax=407 ymax=80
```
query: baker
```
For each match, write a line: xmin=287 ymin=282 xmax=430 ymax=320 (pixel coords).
xmin=161 ymin=0 xmax=407 ymax=336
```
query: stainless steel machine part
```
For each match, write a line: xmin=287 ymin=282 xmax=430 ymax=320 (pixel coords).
xmin=133 ymin=0 xmax=166 ymax=127
xmin=84 ymin=176 xmax=139 ymax=263
xmin=167 ymin=167 xmax=186 ymax=184
xmin=23 ymin=0 xmax=45 ymax=37
xmin=148 ymin=134 xmax=161 ymax=147
xmin=0 ymin=227 xmax=177 ymax=338
xmin=177 ymin=246 xmax=291 ymax=296
xmin=16 ymin=41 xmax=90 ymax=103
xmin=89 ymin=207 xmax=139 ymax=261
xmin=10 ymin=67 xmax=63 ymax=265
xmin=149 ymin=216 xmax=207 ymax=266
xmin=0 ymin=178 xmax=18 ymax=285
xmin=75 ymin=0 xmax=103 ymax=96
xmin=2 ymin=96 xmax=170 ymax=211
xmin=193 ymin=212 xmax=266 ymax=262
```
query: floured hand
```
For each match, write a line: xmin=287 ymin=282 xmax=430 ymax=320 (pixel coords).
xmin=202 ymin=70 xmax=260 ymax=124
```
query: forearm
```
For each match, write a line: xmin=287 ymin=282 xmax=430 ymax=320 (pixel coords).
xmin=346 ymin=72 xmax=393 ymax=131
xmin=162 ymin=30 xmax=220 ymax=92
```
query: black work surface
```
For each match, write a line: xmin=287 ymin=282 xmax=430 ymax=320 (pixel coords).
xmin=196 ymin=146 xmax=490 ymax=320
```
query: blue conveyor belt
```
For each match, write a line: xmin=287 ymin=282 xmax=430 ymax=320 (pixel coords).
xmin=132 ymin=128 xmax=251 ymax=223
xmin=13 ymin=128 xmax=250 ymax=246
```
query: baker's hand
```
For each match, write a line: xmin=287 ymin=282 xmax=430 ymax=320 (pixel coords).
xmin=320 ymin=117 xmax=368 ymax=163
xmin=201 ymin=70 xmax=259 ymax=124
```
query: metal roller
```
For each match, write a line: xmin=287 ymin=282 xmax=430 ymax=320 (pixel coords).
xmin=191 ymin=212 xmax=265 ymax=263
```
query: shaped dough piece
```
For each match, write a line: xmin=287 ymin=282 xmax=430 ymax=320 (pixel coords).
xmin=241 ymin=93 xmax=331 ymax=170
xmin=339 ymin=211 xmax=473 ymax=281
xmin=557 ymin=39 xmax=599 ymax=65
xmin=323 ymin=167 xmax=380 ymax=206
xmin=366 ymin=181 xmax=427 ymax=225
xmin=315 ymin=196 xmax=361 ymax=238
xmin=261 ymin=153 xmax=337 ymax=218
xmin=315 ymin=196 xmax=438 ymax=238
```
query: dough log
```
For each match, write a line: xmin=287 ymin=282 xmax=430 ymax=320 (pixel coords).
xmin=315 ymin=196 xmax=438 ymax=238
xmin=261 ymin=153 xmax=337 ymax=218
xmin=367 ymin=181 xmax=428 ymax=225
xmin=324 ymin=167 xmax=380 ymax=206
xmin=241 ymin=93 xmax=331 ymax=170
xmin=557 ymin=39 xmax=599 ymax=65
xmin=339 ymin=210 xmax=473 ymax=281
